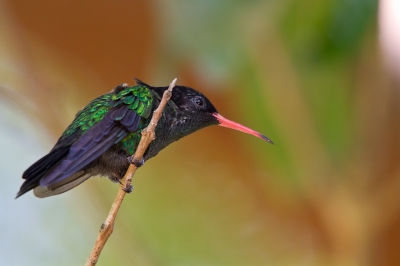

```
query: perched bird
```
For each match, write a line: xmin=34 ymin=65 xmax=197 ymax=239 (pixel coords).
xmin=17 ymin=80 xmax=273 ymax=198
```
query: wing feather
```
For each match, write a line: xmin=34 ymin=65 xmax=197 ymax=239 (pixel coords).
xmin=17 ymin=85 xmax=153 ymax=198
xmin=39 ymin=107 xmax=139 ymax=186
xmin=16 ymin=146 xmax=71 ymax=198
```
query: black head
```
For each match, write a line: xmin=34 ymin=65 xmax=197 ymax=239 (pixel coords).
xmin=136 ymin=78 xmax=216 ymax=111
xmin=135 ymin=79 xmax=273 ymax=144
xmin=136 ymin=79 xmax=220 ymax=137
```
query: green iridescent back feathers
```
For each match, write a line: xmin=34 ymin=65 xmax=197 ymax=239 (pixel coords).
xmin=60 ymin=85 xmax=153 ymax=155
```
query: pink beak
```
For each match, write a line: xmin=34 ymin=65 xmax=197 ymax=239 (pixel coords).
xmin=213 ymin=113 xmax=274 ymax=144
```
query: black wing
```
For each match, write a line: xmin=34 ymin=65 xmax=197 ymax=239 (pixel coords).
xmin=17 ymin=106 xmax=141 ymax=197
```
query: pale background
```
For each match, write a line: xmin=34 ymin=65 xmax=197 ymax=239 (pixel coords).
xmin=2 ymin=1 xmax=400 ymax=265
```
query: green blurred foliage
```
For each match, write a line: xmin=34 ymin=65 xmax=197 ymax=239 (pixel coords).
xmin=280 ymin=0 xmax=377 ymax=162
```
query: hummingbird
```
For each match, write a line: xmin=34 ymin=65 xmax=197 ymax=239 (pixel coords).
xmin=17 ymin=80 xmax=273 ymax=198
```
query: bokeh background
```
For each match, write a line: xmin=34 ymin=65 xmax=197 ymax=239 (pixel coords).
xmin=2 ymin=0 xmax=400 ymax=265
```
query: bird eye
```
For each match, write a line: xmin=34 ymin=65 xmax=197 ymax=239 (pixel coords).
xmin=192 ymin=97 xmax=204 ymax=107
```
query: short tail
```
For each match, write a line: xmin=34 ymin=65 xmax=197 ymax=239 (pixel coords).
xmin=16 ymin=146 xmax=70 ymax=198
xmin=33 ymin=170 xmax=90 ymax=198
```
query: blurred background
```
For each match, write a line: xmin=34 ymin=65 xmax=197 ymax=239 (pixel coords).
xmin=1 ymin=0 xmax=399 ymax=265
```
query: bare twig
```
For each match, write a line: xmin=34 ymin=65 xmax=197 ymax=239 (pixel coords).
xmin=85 ymin=78 xmax=177 ymax=266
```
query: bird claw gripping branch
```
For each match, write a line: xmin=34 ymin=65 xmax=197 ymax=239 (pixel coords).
xmin=127 ymin=156 xmax=145 ymax=168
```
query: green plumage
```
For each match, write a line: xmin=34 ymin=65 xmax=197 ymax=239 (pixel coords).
xmin=60 ymin=85 xmax=153 ymax=155
xmin=119 ymin=131 xmax=143 ymax=155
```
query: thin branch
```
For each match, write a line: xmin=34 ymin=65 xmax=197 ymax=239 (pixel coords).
xmin=85 ymin=78 xmax=177 ymax=266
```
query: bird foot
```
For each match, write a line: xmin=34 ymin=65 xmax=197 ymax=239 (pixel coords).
xmin=127 ymin=155 xmax=145 ymax=167
xmin=122 ymin=184 xmax=134 ymax=193
xmin=116 ymin=178 xmax=134 ymax=193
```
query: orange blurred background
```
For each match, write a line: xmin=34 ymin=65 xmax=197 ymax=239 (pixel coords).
xmin=2 ymin=0 xmax=400 ymax=265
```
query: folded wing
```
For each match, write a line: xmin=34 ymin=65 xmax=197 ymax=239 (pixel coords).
xmin=17 ymin=105 xmax=142 ymax=197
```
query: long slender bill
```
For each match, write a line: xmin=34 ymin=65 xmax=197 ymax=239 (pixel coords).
xmin=213 ymin=113 xmax=274 ymax=144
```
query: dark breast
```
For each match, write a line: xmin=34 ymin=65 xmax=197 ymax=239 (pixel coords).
xmin=84 ymin=145 xmax=130 ymax=181
xmin=143 ymin=101 xmax=182 ymax=160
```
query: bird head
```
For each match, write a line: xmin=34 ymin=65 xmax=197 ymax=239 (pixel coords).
xmin=135 ymin=79 xmax=273 ymax=144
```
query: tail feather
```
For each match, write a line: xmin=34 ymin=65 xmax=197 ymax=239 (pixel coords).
xmin=34 ymin=171 xmax=90 ymax=198
xmin=16 ymin=146 xmax=70 ymax=198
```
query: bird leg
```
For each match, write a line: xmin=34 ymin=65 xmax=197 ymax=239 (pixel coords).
xmin=121 ymin=182 xmax=134 ymax=193
xmin=122 ymin=155 xmax=144 ymax=193
xmin=108 ymin=173 xmax=122 ymax=183
xmin=109 ymin=173 xmax=134 ymax=193
xmin=127 ymin=155 xmax=145 ymax=168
